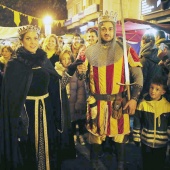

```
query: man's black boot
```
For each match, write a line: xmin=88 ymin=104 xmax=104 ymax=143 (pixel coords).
xmin=90 ymin=144 xmax=106 ymax=170
xmin=114 ymin=143 xmax=126 ymax=170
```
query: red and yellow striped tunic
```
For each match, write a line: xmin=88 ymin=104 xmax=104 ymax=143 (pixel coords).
xmin=86 ymin=47 xmax=142 ymax=137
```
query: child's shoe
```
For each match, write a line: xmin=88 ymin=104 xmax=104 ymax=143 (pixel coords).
xmin=74 ymin=135 xmax=78 ymax=145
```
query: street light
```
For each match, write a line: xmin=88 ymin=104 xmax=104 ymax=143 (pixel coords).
xmin=43 ymin=15 xmax=53 ymax=36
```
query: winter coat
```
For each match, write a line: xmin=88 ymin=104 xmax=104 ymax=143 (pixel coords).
xmin=133 ymin=94 xmax=170 ymax=148
xmin=68 ymin=73 xmax=87 ymax=121
xmin=139 ymin=43 xmax=166 ymax=98
xmin=55 ymin=61 xmax=87 ymax=122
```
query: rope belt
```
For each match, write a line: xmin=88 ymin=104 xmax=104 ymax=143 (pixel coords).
xmin=93 ymin=94 xmax=116 ymax=101
xmin=26 ymin=93 xmax=50 ymax=170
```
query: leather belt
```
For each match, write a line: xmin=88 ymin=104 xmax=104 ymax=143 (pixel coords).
xmin=93 ymin=94 xmax=116 ymax=101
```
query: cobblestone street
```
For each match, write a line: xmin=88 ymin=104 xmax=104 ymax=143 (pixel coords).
xmin=61 ymin=133 xmax=170 ymax=170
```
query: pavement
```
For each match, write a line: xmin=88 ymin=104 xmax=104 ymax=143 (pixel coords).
xmin=61 ymin=133 xmax=170 ymax=170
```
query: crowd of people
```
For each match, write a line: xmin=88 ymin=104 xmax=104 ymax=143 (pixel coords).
xmin=0 ymin=11 xmax=170 ymax=170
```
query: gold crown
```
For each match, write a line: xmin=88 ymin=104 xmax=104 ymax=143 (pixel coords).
xmin=18 ymin=25 xmax=41 ymax=36
xmin=98 ymin=11 xmax=117 ymax=24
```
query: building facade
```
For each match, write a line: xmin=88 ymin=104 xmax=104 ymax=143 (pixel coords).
xmin=141 ymin=0 xmax=170 ymax=24
xmin=65 ymin=0 xmax=142 ymax=34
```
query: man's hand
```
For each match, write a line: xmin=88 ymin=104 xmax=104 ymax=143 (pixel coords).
xmin=123 ymin=99 xmax=137 ymax=115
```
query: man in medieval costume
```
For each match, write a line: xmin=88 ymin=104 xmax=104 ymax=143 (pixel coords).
xmin=84 ymin=11 xmax=143 ymax=170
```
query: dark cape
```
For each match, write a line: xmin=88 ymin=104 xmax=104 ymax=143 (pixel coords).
xmin=47 ymin=51 xmax=76 ymax=161
xmin=0 ymin=47 xmax=76 ymax=169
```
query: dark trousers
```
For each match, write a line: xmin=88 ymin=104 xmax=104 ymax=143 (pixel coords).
xmin=90 ymin=141 xmax=125 ymax=164
xmin=141 ymin=143 xmax=167 ymax=170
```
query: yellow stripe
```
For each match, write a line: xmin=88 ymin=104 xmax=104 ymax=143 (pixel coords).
xmin=143 ymin=128 xmax=168 ymax=134
xmin=89 ymin=65 xmax=96 ymax=93
xmin=110 ymin=114 xmax=130 ymax=135
xmin=112 ymin=58 xmax=124 ymax=94
xmin=35 ymin=100 xmax=39 ymax=156
xmin=98 ymin=66 xmax=107 ymax=94
xmin=110 ymin=117 xmax=118 ymax=134
xmin=42 ymin=99 xmax=50 ymax=170
xmin=138 ymin=99 xmax=170 ymax=117
xmin=123 ymin=114 xmax=130 ymax=133
xmin=94 ymin=58 xmax=124 ymax=95
xmin=142 ymin=130 xmax=168 ymax=139
xmin=142 ymin=136 xmax=168 ymax=145
xmin=133 ymin=129 xmax=141 ymax=133
xmin=128 ymin=50 xmax=142 ymax=67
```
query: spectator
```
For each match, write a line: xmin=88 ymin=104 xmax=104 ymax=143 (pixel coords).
xmin=0 ymin=45 xmax=14 ymax=73
xmin=155 ymin=30 xmax=170 ymax=48
xmin=58 ymin=36 xmax=64 ymax=50
xmin=68 ymin=33 xmax=82 ymax=59
xmin=55 ymin=47 xmax=87 ymax=146
xmin=83 ymin=11 xmax=143 ymax=170
xmin=139 ymin=33 xmax=166 ymax=100
xmin=86 ymin=28 xmax=98 ymax=47
xmin=133 ymin=76 xmax=170 ymax=170
xmin=42 ymin=34 xmax=61 ymax=66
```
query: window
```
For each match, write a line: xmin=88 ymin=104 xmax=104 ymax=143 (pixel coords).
xmin=88 ymin=0 xmax=95 ymax=6
xmin=68 ymin=8 xmax=73 ymax=19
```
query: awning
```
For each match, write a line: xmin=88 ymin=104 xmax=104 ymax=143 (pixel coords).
xmin=116 ymin=18 xmax=170 ymax=42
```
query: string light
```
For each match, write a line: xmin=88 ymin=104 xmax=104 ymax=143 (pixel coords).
xmin=0 ymin=4 xmax=64 ymax=26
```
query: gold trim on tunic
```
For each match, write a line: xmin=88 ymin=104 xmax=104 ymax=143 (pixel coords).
xmin=26 ymin=93 xmax=50 ymax=170
xmin=32 ymin=66 xmax=41 ymax=69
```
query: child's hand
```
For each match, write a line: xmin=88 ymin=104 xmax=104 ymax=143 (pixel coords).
xmin=77 ymin=62 xmax=87 ymax=73
xmin=77 ymin=45 xmax=86 ymax=62
xmin=67 ymin=59 xmax=83 ymax=76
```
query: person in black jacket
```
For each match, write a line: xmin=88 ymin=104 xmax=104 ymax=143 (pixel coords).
xmin=0 ymin=46 xmax=15 ymax=108
xmin=42 ymin=34 xmax=61 ymax=66
xmin=0 ymin=46 xmax=14 ymax=73
xmin=139 ymin=33 xmax=166 ymax=100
